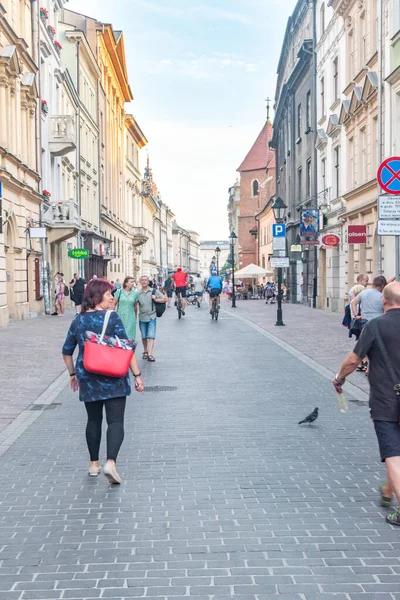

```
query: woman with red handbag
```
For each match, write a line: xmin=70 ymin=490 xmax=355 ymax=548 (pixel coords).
xmin=62 ymin=279 xmax=144 ymax=484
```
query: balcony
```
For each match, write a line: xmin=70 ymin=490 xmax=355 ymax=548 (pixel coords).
xmin=132 ymin=226 xmax=149 ymax=246
xmin=48 ymin=115 xmax=77 ymax=157
xmin=44 ymin=199 xmax=81 ymax=244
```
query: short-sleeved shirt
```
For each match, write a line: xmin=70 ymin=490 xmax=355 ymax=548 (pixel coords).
xmin=354 ymin=309 xmax=400 ymax=422
xmin=137 ymin=288 xmax=164 ymax=322
xmin=173 ymin=271 xmax=188 ymax=287
xmin=62 ymin=310 xmax=132 ymax=402
xmin=164 ymin=278 xmax=173 ymax=292
xmin=73 ymin=278 xmax=85 ymax=296
xmin=207 ymin=275 xmax=223 ymax=290
xmin=357 ymin=288 xmax=383 ymax=321
xmin=193 ymin=277 xmax=203 ymax=293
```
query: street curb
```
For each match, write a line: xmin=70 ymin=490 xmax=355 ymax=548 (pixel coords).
xmin=0 ymin=370 xmax=69 ymax=457
xmin=223 ymin=309 xmax=369 ymax=404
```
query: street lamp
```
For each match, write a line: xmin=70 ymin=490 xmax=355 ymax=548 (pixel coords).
xmin=271 ymin=196 xmax=287 ymax=327
xmin=229 ymin=231 xmax=238 ymax=308
xmin=215 ymin=246 xmax=221 ymax=275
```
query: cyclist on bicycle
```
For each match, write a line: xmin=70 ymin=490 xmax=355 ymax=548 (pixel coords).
xmin=173 ymin=267 xmax=188 ymax=316
xmin=206 ymin=269 xmax=223 ymax=314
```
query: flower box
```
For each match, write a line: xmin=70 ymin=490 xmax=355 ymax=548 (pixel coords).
xmin=42 ymin=190 xmax=51 ymax=198
xmin=54 ymin=40 xmax=62 ymax=55
xmin=47 ymin=25 xmax=56 ymax=40
xmin=40 ymin=7 xmax=48 ymax=24
xmin=41 ymin=100 xmax=49 ymax=114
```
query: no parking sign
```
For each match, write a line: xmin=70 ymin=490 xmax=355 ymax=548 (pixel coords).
xmin=377 ymin=157 xmax=400 ymax=194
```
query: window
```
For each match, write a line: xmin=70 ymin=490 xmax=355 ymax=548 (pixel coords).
xmin=348 ymin=137 xmax=355 ymax=188
xmin=306 ymin=159 xmax=312 ymax=199
xmin=320 ymin=77 xmax=325 ymax=118
xmin=348 ymin=31 xmax=355 ymax=80
xmin=372 ymin=115 xmax=378 ymax=173
xmin=262 ymin=255 xmax=265 ymax=269
xmin=333 ymin=57 xmax=339 ymax=101
xmin=360 ymin=127 xmax=367 ymax=183
xmin=297 ymin=167 xmax=302 ymax=204
xmin=252 ymin=180 xmax=259 ymax=196
xmin=297 ymin=104 xmax=302 ymax=140
xmin=320 ymin=2 xmax=325 ymax=35
xmin=306 ymin=91 xmax=311 ymax=131
xmin=334 ymin=146 xmax=340 ymax=198
xmin=360 ymin=13 xmax=366 ymax=67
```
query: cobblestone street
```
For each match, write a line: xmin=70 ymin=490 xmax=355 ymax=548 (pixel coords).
xmin=0 ymin=304 xmax=399 ymax=600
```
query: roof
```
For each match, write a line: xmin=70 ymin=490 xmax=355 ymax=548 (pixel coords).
xmin=237 ymin=121 xmax=274 ymax=173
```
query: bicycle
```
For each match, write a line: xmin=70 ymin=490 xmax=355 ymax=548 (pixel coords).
xmin=210 ymin=296 xmax=219 ymax=321
xmin=175 ymin=290 xmax=183 ymax=319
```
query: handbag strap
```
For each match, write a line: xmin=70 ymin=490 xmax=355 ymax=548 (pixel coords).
xmin=368 ymin=319 xmax=400 ymax=396
xmin=99 ymin=310 xmax=113 ymax=344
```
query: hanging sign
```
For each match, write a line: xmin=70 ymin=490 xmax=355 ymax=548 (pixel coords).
xmin=68 ymin=248 xmax=89 ymax=259
xmin=321 ymin=234 xmax=340 ymax=247
xmin=348 ymin=225 xmax=366 ymax=244
xmin=300 ymin=209 xmax=319 ymax=245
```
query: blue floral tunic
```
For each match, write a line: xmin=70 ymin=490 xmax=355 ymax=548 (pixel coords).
xmin=62 ymin=311 xmax=133 ymax=402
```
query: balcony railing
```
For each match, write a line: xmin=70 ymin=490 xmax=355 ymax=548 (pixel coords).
xmin=45 ymin=199 xmax=81 ymax=228
xmin=48 ymin=115 xmax=77 ymax=156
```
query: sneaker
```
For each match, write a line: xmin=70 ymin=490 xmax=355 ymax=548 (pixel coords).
xmin=380 ymin=482 xmax=393 ymax=508
xmin=386 ymin=507 xmax=400 ymax=526
xmin=182 ymin=310 xmax=185 ymax=316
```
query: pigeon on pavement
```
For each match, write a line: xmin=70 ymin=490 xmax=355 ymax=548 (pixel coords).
xmin=298 ymin=407 xmax=319 ymax=425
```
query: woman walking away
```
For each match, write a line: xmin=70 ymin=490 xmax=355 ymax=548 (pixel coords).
xmin=114 ymin=276 xmax=138 ymax=341
xmin=62 ymin=279 xmax=144 ymax=484
xmin=55 ymin=274 xmax=65 ymax=316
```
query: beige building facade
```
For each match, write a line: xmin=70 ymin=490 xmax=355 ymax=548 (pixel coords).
xmin=0 ymin=0 xmax=43 ymax=325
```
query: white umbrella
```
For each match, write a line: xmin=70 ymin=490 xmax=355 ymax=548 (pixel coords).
xmin=233 ymin=263 xmax=273 ymax=299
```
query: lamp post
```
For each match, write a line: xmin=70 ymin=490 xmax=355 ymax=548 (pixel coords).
xmin=215 ymin=246 xmax=221 ymax=275
xmin=271 ymin=196 xmax=287 ymax=327
xmin=229 ymin=231 xmax=238 ymax=308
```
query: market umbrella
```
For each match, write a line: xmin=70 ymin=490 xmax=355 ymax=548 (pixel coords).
xmin=233 ymin=263 xmax=273 ymax=298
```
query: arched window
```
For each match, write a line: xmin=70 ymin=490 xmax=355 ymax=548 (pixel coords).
xmin=252 ymin=180 xmax=259 ymax=196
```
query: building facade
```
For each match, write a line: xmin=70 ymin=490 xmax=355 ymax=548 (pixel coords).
xmin=0 ymin=0 xmax=43 ymax=325
xmin=199 ymin=240 xmax=230 ymax=279
xmin=270 ymin=0 xmax=317 ymax=305
xmin=172 ymin=224 xmax=200 ymax=275
xmin=256 ymin=198 xmax=275 ymax=281
xmin=236 ymin=117 xmax=275 ymax=270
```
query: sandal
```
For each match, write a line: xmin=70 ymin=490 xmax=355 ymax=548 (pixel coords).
xmin=142 ymin=352 xmax=149 ymax=360
xmin=380 ymin=482 xmax=393 ymax=508
xmin=147 ymin=355 xmax=156 ymax=362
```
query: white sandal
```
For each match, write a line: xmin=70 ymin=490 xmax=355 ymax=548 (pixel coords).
xmin=88 ymin=464 xmax=102 ymax=477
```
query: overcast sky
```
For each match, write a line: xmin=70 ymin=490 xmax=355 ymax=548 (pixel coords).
xmin=67 ymin=0 xmax=298 ymax=240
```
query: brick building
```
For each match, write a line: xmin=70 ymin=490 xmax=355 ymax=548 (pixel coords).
xmin=236 ymin=118 xmax=275 ymax=269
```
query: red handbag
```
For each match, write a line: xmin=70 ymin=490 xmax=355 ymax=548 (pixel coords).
xmin=83 ymin=311 xmax=134 ymax=378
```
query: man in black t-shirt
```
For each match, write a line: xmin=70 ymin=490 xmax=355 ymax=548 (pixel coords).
xmin=333 ymin=282 xmax=400 ymax=526
xmin=163 ymin=275 xmax=174 ymax=308
xmin=70 ymin=273 xmax=86 ymax=313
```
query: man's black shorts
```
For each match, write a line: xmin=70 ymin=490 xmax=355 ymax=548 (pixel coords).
xmin=374 ymin=420 xmax=400 ymax=462
xmin=175 ymin=286 xmax=187 ymax=298
xmin=209 ymin=288 xmax=222 ymax=299
xmin=167 ymin=290 xmax=173 ymax=298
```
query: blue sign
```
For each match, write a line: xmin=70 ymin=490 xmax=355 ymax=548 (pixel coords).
xmin=0 ymin=181 xmax=2 ymax=197
xmin=378 ymin=157 xmax=400 ymax=194
xmin=272 ymin=224 xmax=286 ymax=238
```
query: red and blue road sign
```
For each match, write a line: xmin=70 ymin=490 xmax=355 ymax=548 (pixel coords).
xmin=377 ymin=157 xmax=400 ymax=195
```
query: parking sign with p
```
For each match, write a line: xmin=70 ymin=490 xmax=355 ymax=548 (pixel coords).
xmin=272 ymin=224 xmax=286 ymax=238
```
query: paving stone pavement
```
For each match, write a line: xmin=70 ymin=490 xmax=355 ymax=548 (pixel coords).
xmin=0 ymin=303 xmax=399 ymax=600
xmin=0 ymin=306 xmax=77 ymax=433
xmin=223 ymin=301 xmax=369 ymax=395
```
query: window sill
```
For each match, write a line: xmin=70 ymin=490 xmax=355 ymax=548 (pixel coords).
xmin=391 ymin=30 xmax=400 ymax=46
xmin=318 ymin=115 xmax=327 ymax=126
xmin=330 ymin=99 xmax=340 ymax=111
xmin=296 ymin=137 xmax=302 ymax=145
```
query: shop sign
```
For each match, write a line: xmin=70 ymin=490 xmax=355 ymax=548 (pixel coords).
xmin=348 ymin=225 xmax=367 ymax=244
xmin=321 ymin=234 xmax=340 ymax=247
xmin=68 ymin=248 xmax=89 ymax=259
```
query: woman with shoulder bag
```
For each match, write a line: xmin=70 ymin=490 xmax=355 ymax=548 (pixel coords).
xmin=62 ymin=279 xmax=144 ymax=484
xmin=114 ymin=276 xmax=138 ymax=341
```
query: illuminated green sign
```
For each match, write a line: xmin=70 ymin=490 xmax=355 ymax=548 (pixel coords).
xmin=68 ymin=248 xmax=89 ymax=259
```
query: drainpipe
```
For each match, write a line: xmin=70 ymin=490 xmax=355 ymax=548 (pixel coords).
xmin=76 ymin=40 xmax=84 ymax=278
xmin=312 ymin=0 xmax=318 ymax=308
xmin=32 ymin=0 xmax=50 ymax=314
xmin=377 ymin=0 xmax=383 ymax=275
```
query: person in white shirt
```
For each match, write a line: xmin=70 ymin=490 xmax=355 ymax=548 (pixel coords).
xmin=193 ymin=274 xmax=204 ymax=308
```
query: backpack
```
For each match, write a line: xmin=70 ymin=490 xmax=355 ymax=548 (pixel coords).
xmin=152 ymin=288 xmax=166 ymax=318
xmin=64 ymin=284 xmax=69 ymax=297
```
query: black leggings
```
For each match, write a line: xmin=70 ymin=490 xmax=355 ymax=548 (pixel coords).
xmin=84 ymin=397 xmax=126 ymax=462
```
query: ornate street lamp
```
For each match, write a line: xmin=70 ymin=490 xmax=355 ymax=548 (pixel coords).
xmin=271 ymin=196 xmax=287 ymax=327
xmin=229 ymin=231 xmax=238 ymax=308
xmin=215 ymin=246 xmax=221 ymax=275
